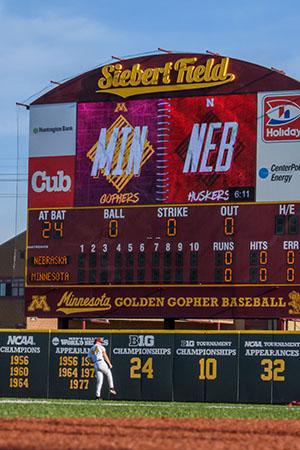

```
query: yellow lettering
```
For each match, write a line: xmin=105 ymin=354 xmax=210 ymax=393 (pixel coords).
xmin=162 ymin=62 xmax=173 ymax=84
xmin=150 ymin=67 xmax=162 ymax=85
xmin=119 ymin=69 xmax=131 ymax=87
xmin=98 ymin=64 xmax=114 ymax=89
xmin=174 ymin=57 xmax=197 ymax=83
xmin=130 ymin=63 xmax=143 ymax=86
xmin=192 ymin=64 xmax=205 ymax=82
xmin=253 ymin=297 xmax=261 ymax=307
xmin=261 ymin=298 xmax=269 ymax=307
xmin=112 ymin=63 xmax=123 ymax=87
xmin=203 ymin=58 xmax=215 ymax=82
xmin=97 ymin=57 xmax=235 ymax=97
xmin=222 ymin=297 xmax=230 ymax=307
xmin=141 ymin=68 xmax=155 ymax=85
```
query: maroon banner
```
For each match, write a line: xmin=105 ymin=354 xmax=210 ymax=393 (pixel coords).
xmin=25 ymin=285 xmax=300 ymax=319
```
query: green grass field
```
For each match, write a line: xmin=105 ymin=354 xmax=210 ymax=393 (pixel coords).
xmin=1 ymin=398 xmax=300 ymax=420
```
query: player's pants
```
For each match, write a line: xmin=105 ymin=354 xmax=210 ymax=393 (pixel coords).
xmin=94 ymin=360 xmax=114 ymax=397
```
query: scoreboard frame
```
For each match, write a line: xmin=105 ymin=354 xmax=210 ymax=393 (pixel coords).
xmin=25 ymin=52 xmax=300 ymax=319
xmin=26 ymin=200 xmax=300 ymax=289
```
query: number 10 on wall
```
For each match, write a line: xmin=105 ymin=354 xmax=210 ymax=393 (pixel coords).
xmin=198 ymin=358 xmax=217 ymax=380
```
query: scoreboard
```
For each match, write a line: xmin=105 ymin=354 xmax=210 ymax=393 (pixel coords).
xmin=25 ymin=53 xmax=300 ymax=319
xmin=27 ymin=202 xmax=299 ymax=287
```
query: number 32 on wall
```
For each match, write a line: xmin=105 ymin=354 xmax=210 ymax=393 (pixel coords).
xmin=260 ymin=359 xmax=285 ymax=381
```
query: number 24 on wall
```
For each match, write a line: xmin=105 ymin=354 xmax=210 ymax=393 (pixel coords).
xmin=130 ymin=357 xmax=154 ymax=379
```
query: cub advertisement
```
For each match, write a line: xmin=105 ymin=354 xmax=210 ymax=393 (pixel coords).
xmin=28 ymin=156 xmax=75 ymax=208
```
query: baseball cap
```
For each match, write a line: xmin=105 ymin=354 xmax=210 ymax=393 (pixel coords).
xmin=95 ymin=337 xmax=104 ymax=343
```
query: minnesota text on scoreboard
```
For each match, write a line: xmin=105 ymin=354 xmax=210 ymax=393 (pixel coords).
xmin=25 ymin=52 xmax=300 ymax=318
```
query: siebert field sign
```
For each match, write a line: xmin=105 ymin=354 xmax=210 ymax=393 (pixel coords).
xmin=96 ymin=57 xmax=235 ymax=97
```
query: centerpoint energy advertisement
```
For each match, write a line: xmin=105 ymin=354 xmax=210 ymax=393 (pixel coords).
xmin=25 ymin=53 xmax=300 ymax=319
xmin=256 ymin=91 xmax=300 ymax=201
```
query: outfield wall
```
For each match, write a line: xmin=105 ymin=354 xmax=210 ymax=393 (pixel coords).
xmin=0 ymin=330 xmax=299 ymax=404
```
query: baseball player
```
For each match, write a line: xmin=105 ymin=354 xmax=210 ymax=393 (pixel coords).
xmin=88 ymin=337 xmax=117 ymax=400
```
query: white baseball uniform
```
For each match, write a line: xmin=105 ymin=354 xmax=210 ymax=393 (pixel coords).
xmin=88 ymin=342 xmax=114 ymax=398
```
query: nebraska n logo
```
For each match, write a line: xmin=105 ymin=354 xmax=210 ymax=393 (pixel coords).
xmin=87 ymin=115 xmax=155 ymax=193
xmin=28 ymin=295 xmax=50 ymax=312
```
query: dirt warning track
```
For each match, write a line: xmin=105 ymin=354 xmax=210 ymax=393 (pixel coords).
xmin=1 ymin=417 xmax=300 ymax=449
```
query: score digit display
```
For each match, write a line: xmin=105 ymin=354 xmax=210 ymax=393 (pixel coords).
xmin=27 ymin=202 xmax=300 ymax=287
